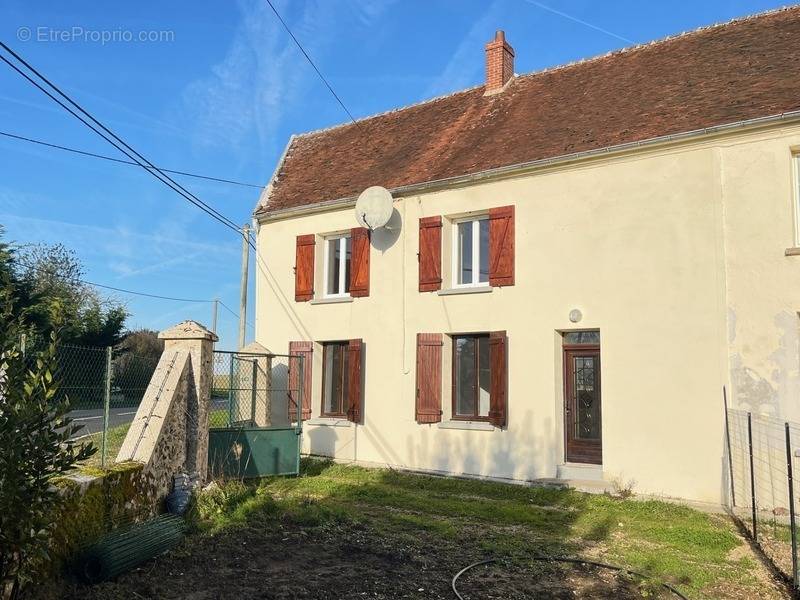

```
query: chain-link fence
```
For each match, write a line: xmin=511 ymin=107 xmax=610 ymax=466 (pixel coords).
xmin=210 ymin=350 xmax=296 ymax=429
xmin=208 ymin=350 xmax=304 ymax=479
xmin=22 ymin=339 xmax=160 ymax=469
xmin=726 ymin=406 xmax=799 ymax=590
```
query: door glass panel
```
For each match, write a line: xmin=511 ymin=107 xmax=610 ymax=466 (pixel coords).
xmin=478 ymin=336 xmax=490 ymax=416
xmin=564 ymin=331 xmax=600 ymax=345
xmin=323 ymin=345 xmax=336 ymax=413
xmin=323 ymin=343 xmax=346 ymax=415
xmin=574 ymin=356 xmax=600 ymax=440
xmin=457 ymin=221 xmax=473 ymax=285
xmin=455 ymin=336 xmax=476 ymax=415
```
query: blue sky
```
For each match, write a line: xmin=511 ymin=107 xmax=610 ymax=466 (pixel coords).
xmin=0 ymin=0 xmax=787 ymax=349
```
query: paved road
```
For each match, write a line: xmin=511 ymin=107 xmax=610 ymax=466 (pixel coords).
xmin=69 ymin=407 xmax=139 ymax=438
xmin=69 ymin=397 xmax=229 ymax=439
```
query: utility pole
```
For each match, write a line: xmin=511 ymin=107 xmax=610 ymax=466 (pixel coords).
xmin=211 ymin=298 xmax=219 ymax=334
xmin=238 ymin=223 xmax=250 ymax=349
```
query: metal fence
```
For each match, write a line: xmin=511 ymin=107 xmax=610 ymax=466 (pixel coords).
xmin=726 ymin=405 xmax=800 ymax=590
xmin=208 ymin=350 xmax=304 ymax=478
xmin=210 ymin=350 xmax=298 ymax=429
xmin=22 ymin=340 xmax=160 ymax=469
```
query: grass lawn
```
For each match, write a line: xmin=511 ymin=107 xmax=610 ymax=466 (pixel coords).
xmin=78 ymin=422 xmax=131 ymax=469
xmin=78 ymin=408 xmax=231 ymax=469
xmin=61 ymin=458 xmax=787 ymax=600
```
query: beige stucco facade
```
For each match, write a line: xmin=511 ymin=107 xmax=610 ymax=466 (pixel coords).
xmin=254 ymin=120 xmax=800 ymax=504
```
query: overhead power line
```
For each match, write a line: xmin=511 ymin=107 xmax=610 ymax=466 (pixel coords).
xmin=264 ymin=0 xmax=361 ymax=128
xmin=85 ymin=282 xmax=254 ymax=330
xmin=48 ymin=273 xmax=254 ymax=328
xmin=84 ymin=280 xmax=213 ymax=303
xmin=0 ymin=130 xmax=264 ymax=189
xmin=0 ymin=41 xmax=244 ymax=236
xmin=219 ymin=300 xmax=255 ymax=331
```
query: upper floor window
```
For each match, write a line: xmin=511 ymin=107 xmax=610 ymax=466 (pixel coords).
xmin=324 ymin=234 xmax=351 ymax=297
xmin=795 ymin=154 xmax=800 ymax=247
xmin=454 ymin=217 xmax=489 ymax=287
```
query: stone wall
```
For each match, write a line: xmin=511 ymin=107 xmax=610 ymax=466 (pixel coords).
xmin=48 ymin=462 xmax=157 ymax=572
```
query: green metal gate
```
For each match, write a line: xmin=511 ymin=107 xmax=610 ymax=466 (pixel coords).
xmin=207 ymin=350 xmax=305 ymax=478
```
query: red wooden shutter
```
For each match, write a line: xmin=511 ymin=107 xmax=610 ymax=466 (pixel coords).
xmin=346 ymin=339 xmax=363 ymax=422
xmin=350 ymin=227 xmax=370 ymax=297
xmin=488 ymin=331 xmax=507 ymax=428
xmin=416 ymin=333 xmax=443 ymax=423
xmin=489 ymin=206 xmax=515 ymax=287
xmin=418 ymin=216 xmax=442 ymax=292
xmin=288 ymin=341 xmax=312 ymax=421
xmin=295 ymin=235 xmax=315 ymax=301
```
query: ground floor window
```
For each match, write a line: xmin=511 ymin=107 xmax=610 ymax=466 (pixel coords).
xmin=452 ymin=334 xmax=491 ymax=420
xmin=322 ymin=341 xmax=349 ymax=417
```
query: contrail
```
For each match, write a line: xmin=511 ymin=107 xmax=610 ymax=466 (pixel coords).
xmin=523 ymin=0 xmax=635 ymax=45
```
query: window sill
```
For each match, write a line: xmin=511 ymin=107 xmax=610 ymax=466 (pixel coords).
xmin=438 ymin=420 xmax=495 ymax=431
xmin=786 ymin=247 xmax=800 ymax=256
xmin=306 ymin=418 xmax=352 ymax=427
xmin=310 ymin=296 xmax=354 ymax=305
xmin=437 ymin=286 xmax=492 ymax=297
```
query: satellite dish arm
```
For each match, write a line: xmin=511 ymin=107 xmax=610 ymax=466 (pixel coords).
xmin=360 ymin=213 xmax=373 ymax=230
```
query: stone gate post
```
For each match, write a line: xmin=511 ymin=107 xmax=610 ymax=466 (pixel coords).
xmin=158 ymin=321 xmax=217 ymax=480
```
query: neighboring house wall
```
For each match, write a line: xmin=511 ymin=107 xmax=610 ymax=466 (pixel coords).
xmin=254 ymin=122 xmax=800 ymax=504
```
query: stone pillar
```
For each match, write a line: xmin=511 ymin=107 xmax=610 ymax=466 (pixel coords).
xmin=158 ymin=320 xmax=218 ymax=480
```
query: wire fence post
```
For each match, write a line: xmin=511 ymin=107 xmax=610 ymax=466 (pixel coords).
xmin=747 ymin=412 xmax=758 ymax=541
xmin=250 ymin=359 xmax=257 ymax=425
xmin=296 ymin=355 xmax=303 ymax=476
xmin=786 ymin=422 xmax=799 ymax=590
xmin=101 ymin=346 xmax=112 ymax=468
xmin=723 ymin=386 xmax=736 ymax=506
xmin=227 ymin=356 xmax=235 ymax=426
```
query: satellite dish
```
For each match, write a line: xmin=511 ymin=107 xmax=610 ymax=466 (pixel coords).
xmin=355 ymin=186 xmax=393 ymax=230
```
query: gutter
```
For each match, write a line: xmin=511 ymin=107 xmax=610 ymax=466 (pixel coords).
xmin=255 ymin=108 xmax=800 ymax=223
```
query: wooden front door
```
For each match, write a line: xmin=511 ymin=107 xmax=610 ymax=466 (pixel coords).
xmin=564 ymin=347 xmax=602 ymax=464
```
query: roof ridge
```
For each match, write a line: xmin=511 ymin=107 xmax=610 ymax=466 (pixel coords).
xmin=513 ymin=4 xmax=799 ymax=84
xmin=289 ymin=4 xmax=798 ymax=142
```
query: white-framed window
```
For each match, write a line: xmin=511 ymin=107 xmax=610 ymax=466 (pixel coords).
xmin=324 ymin=234 xmax=351 ymax=297
xmin=794 ymin=154 xmax=800 ymax=247
xmin=453 ymin=216 xmax=489 ymax=287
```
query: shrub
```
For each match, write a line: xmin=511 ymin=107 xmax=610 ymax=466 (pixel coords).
xmin=0 ymin=304 xmax=95 ymax=599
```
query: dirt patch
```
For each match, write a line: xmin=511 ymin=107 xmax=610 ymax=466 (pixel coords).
xmin=37 ymin=519 xmax=686 ymax=600
xmin=453 ymin=561 xmax=678 ymax=600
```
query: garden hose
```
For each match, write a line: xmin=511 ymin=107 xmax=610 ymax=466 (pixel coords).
xmin=451 ymin=556 xmax=689 ymax=600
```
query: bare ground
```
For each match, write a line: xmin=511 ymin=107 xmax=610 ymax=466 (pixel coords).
xmin=32 ymin=515 xmax=788 ymax=600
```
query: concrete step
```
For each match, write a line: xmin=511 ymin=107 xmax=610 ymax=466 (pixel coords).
xmin=557 ymin=463 xmax=604 ymax=481
xmin=534 ymin=477 xmax=614 ymax=495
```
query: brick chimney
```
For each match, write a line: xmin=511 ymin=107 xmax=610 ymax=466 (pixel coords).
xmin=485 ymin=30 xmax=514 ymax=93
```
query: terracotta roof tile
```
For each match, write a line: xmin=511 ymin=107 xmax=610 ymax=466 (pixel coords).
xmin=259 ymin=7 xmax=800 ymax=214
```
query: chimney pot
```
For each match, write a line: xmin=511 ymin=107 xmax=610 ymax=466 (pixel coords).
xmin=485 ymin=29 xmax=514 ymax=93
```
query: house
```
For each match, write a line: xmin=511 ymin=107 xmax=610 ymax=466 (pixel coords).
xmin=253 ymin=7 xmax=800 ymax=504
